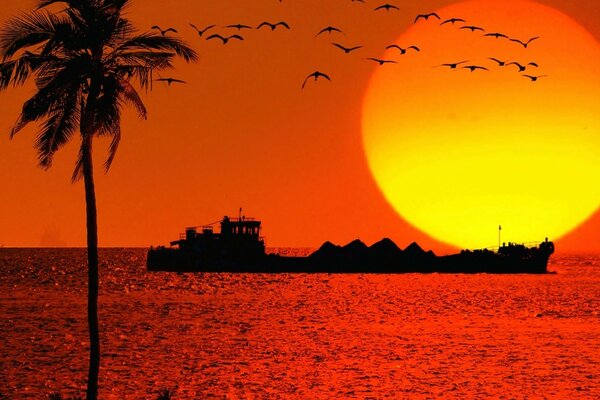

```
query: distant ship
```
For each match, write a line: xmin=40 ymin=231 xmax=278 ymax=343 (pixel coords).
xmin=146 ymin=215 xmax=555 ymax=274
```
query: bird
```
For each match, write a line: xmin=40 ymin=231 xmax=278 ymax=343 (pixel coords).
xmin=488 ymin=57 xmax=507 ymax=66
xmin=460 ymin=25 xmax=484 ymax=32
xmin=510 ymin=36 xmax=539 ymax=48
xmin=316 ymin=26 xmax=343 ymax=36
xmin=206 ymin=34 xmax=244 ymax=44
xmin=151 ymin=26 xmax=177 ymax=36
xmin=302 ymin=71 xmax=331 ymax=89
xmin=440 ymin=18 xmax=466 ymax=25
xmin=462 ymin=65 xmax=489 ymax=72
xmin=189 ymin=24 xmax=215 ymax=37
xmin=484 ymin=32 xmax=508 ymax=39
xmin=374 ymin=4 xmax=399 ymax=11
xmin=439 ymin=61 xmax=468 ymax=69
xmin=332 ymin=43 xmax=362 ymax=53
xmin=257 ymin=21 xmax=290 ymax=30
xmin=415 ymin=13 xmax=441 ymax=23
xmin=366 ymin=58 xmax=397 ymax=65
xmin=523 ymin=74 xmax=547 ymax=82
xmin=506 ymin=62 xmax=538 ymax=72
xmin=385 ymin=44 xmax=420 ymax=54
xmin=156 ymin=78 xmax=186 ymax=86
xmin=226 ymin=24 xmax=252 ymax=30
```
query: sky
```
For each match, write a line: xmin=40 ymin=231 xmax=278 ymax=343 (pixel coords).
xmin=0 ymin=0 xmax=598 ymax=253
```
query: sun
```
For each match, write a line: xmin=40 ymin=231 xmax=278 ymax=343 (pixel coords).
xmin=362 ymin=0 xmax=600 ymax=249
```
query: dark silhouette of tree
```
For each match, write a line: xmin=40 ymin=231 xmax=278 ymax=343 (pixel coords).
xmin=0 ymin=1 xmax=197 ymax=399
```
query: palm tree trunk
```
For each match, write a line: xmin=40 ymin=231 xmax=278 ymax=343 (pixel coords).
xmin=82 ymin=132 xmax=100 ymax=400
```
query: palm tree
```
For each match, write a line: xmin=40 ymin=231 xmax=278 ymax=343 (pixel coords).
xmin=0 ymin=1 xmax=197 ymax=398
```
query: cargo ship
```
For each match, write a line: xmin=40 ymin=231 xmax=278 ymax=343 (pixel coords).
xmin=147 ymin=215 xmax=554 ymax=274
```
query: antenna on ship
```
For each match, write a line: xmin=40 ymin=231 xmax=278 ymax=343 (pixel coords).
xmin=239 ymin=207 xmax=242 ymax=221
xmin=498 ymin=225 xmax=502 ymax=248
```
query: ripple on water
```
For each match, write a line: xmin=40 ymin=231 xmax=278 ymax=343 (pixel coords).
xmin=0 ymin=248 xmax=599 ymax=399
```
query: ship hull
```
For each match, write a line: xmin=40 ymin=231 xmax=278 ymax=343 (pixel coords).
xmin=146 ymin=248 xmax=553 ymax=274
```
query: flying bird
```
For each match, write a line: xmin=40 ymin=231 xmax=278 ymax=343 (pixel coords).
xmin=439 ymin=61 xmax=468 ymax=69
xmin=462 ymin=65 xmax=489 ymax=72
xmin=374 ymin=4 xmax=399 ymax=11
xmin=385 ymin=44 xmax=420 ymax=54
xmin=189 ymin=24 xmax=215 ymax=37
xmin=257 ymin=21 xmax=290 ymax=30
xmin=460 ymin=25 xmax=484 ymax=32
xmin=226 ymin=24 xmax=252 ymax=30
xmin=316 ymin=26 xmax=343 ymax=36
xmin=488 ymin=57 xmax=507 ymax=66
xmin=415 ymin=13 xmax=441 ymax=23
xmin=151 ymin=26 xmax=177 ymax=35
xmin=523 ymin=74 xmax=547 ymax=82
xmin=332 ymin=43 xmax=362 ymax=53
xmin=506 ymin=62 xmax=538 ymax=72
xmin=366 ymin=58 xmax=397 ymax=65
xmin=156 ymin=78 xmax=186 ymax=86
xmin=510 ymin=36 xmax=539 ymax=48
xmin=484 ymin=32 xmax=508 ymax=39
xmin=206 ymin=34 xmax=244 ymax=44
xmin=302 ymin=71 xmax=331 ymax=89
xmin=440 ymin=18 xmax=466 ymax=25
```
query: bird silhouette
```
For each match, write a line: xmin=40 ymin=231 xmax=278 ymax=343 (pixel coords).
xmin=206 ymin=34 xmax=244 ymax=44
xmin=151 ymin=26 xmax=177 ymax=36
xmin=506 ymin=62 xmax=538 ymax=72
xmin=510 ymin=36 xmax=539 ymax=48
xmin=523 ymin=74 xmax=547 ymax=82
xmin=257 ymin=21 xmax=290 ymax=30
xmin=439 ymin=61 xmax=468 ymax=69
xmin=385 ymin=45 xmax=420 ymax=54
xmin=440 ymin=18 xmax=466 ymax=25
xmin=366 ymin=58 xmax=397 ymax=65
xmin=415 ymin=13 xmax=441 ymax=23
xmin=302 ymin=71 xmax=331 ymax=89
xmin=226 ymin=24 xmax=252 ymax=30
xmin=332 ymin=43 xmax=362 ymax=53
xmin=484 ymin=32 xmax=508 ymax=39
xmin=488 ymin=57 xmax=507 ymax=66
xmin=189 ymin=24 xmax=215 ymax=37
xmin=156 ymin=78 xmax=186 ymax=86
xmin=316 ymin=26 xmax=343 ymax=36
xmin=462 ymin=65 xmax=489 ymax=72
xmin=460 ymin=25 xmax=484 ymax=32
xmin=375 ymin=4 xmax=399 ymax=11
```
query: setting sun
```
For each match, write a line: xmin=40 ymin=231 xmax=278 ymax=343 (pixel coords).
xmin=362 ymin=0 xmax=600 ymax=249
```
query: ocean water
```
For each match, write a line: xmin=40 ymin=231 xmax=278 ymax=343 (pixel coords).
xmin=0 ymin=248 xmax=599 ymax=399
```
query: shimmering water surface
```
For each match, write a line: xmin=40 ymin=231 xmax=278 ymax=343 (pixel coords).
xmin=1 ymin=248 xmax=599 ymax=399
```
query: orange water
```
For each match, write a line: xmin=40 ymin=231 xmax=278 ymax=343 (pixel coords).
xmin=1 ymin=249 xmax=599 ymax=399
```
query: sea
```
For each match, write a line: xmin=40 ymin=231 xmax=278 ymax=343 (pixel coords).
xmin=0 ymin=248 xmax=599 ymax=399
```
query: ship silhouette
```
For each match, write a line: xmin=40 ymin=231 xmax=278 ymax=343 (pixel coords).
xmin=147 ymin=215 xmax=555 ymax=273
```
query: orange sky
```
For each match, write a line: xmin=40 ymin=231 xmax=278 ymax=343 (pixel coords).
xmin=0 ymin=0 xmax=598 ymax=253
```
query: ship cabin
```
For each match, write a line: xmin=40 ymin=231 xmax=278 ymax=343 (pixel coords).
xmin=171 ymin=215 xmax=266 ymax=260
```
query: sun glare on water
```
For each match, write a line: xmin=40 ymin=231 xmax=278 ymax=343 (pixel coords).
xmin=362 ymin=0 xmax=600 ymax=249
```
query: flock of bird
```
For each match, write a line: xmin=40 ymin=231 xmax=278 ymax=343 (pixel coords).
xmin=150 ymin=2 xmax=547 ymax=89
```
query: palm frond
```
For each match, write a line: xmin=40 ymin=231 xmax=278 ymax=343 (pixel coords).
xmin=0 ymin=11 xmax=63 ymax=60
xmin=0 ymin=55 xmax=37 ymax=88
xmin=103 ymin=123 xmax=121 ymax=171
xmin=35 ymin=89 xmax=81 ymax=168
xmin=10 ymin=55 xmax=89 ymax=137
xmin=121 ymin=80 xmax=146 ymax=119
xmin=71 ymin=140 xmax=84 ymax=182
xmin=114 ymin=33 xmax=198 ymax=63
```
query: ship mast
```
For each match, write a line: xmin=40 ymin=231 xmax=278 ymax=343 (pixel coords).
xmin=498 ymin=225 xmax=502 ymax=248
